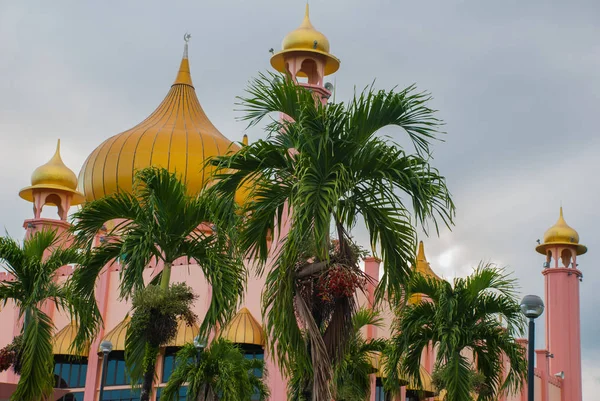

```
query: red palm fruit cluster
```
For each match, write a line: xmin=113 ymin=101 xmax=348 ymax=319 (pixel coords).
xmin=317 ymin=265 xmax=364 ymax=303
xmin=0 ymin=345 xmax=16 ymax=372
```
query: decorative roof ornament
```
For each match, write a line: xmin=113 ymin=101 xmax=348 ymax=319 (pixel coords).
xmin=19 ymin=139 xmax=85 ymax=205
xmin=270 ymin=4 xmax=340 ymax=76
xmin=536 ymin=207 xmax=587 ymax=255
xmin=220 ymin=307 xmax=265 ymax=346
xmin=183 ymin=32 xmax=191 ymax=59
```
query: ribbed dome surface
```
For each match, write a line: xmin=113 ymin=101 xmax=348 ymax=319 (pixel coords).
xmin=78 ymin=53 xmax=238 ymax=202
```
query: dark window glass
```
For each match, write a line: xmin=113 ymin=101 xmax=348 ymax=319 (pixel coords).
xmin=375 ymin=378 xmax=386 ymax=401
xmin=103 ymin=352 xmax=129 ymax=386
xmin=156 ymin=386 xmax=187 ymax=401
xmin=162 ymin=348 xmax=178 ymax=383
xmin=100 ymin=388 xmax=139 ymax=401
xmin=56 ymin=391 xmax=84 ymax=401
xmin=105 ymin=359 xmax=117 ymax=386
xmin=244 ymin=349 xmax=264 ymax=401
xmin=53 ymin=357 xmax=88 ymax=389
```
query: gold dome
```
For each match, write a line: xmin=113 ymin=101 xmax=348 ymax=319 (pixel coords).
xmin=270 ymin=4 xmax=340 ymax=76
xmin=99 ymin=315 xmax=130 ymax=353
xmin=536 ymin=207 xmax=587 ymax=255
xmin=53 ymin=321 xmax=89 ymax=357
xmin=165 ymin=318 xmax=199 ymax=347
xmin=78 ymin=47 xmax=239 ymax=202
xmin=220 ymin=307 xmax=265 ymax=346
xmin=19 ymin=140 xmax=85 ymax=205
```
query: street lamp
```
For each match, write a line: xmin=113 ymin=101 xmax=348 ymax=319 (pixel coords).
xmin=520 ymin=295 xmax=544 ymax=401
xmin=193 ymin=335 xmax=207 ymax=363
xmin=98 ymin=340 xmax=113 ymax=401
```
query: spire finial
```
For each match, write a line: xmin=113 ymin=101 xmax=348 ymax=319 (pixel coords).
xmin=174 ymin=34 xmax=194 ymax=87
xmin=183 ymin=33 xmax=191 ymax=59
xmin=417 ymin=241 xmax=426 ymax=261
xmin=52 ymin=139 xmax=63 ymax=162
xmin=305 ymin=2 xmax=309 ymax=18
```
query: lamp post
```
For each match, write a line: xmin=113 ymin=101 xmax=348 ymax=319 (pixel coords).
xmin=520 ymin=295 xmax=544 ymax=401
xmin=98 ymin=340 xmax=113 ymax=401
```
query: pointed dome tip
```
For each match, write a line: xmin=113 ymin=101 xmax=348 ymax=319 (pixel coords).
xmin=173 ymin=35 xmax=194 ymax=87
xmin=417 ymin=241 xmax=426 ymax=260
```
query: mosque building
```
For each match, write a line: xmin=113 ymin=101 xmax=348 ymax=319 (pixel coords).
xmin=0 ymin=5 xmax=585 ymax=401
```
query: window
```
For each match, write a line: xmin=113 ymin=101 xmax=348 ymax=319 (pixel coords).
xmin=162 ymin=348 xmax=178 ymax=383
xmin=101 ymin=389 xmax=140 ymax=401
xmin=244 ymin=348 xmax=264 ymax=401
xmin=375 ymin=378 xmax=386 ymax=401
xmin=57 ymin=392 xmax=84 ymax=401
xmin=104 ymin=352 xmax=130 ymax=386
xmin=53 ymin=357 xmax=88 ymax=388
xmin=156 ymin=386 xmax=187 ymax=401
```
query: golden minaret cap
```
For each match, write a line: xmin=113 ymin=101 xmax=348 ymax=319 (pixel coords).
xmin=415 ymin=241 xmax=441 ymax=280
xmin=19 ymin=139 xmax=85 ymax=205
xmin=270 ymin=4 xmax=340 ymax=76
xmin=536 ymin=207 xmax=587 ymax=255
xmin=408 ymin=242 xmax=441 ymax=305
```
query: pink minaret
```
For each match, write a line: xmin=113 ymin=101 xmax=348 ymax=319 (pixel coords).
xmin=535 ymin=207 xmax=586 ymax=401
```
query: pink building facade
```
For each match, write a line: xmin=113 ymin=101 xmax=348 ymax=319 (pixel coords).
xmin=0 ymin=6 xmax=584 ymax=401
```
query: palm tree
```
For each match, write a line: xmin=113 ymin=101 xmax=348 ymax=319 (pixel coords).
xmin=384 ymin=265 xmax=528 ymax=401
xmin=162 ymin=339 xmax=269 ymax=401
xmin=331 ymin=308 xmax=386 ymax=401
xmin=70 ymin=167 xmax=245 ymax=401
xmin=210 ymin=73 xmax=455 ymax=400
xmin=0 ymin=230 xmax=99 ymax=401
xmin=287 ymin=308 xmax=386 ymax=401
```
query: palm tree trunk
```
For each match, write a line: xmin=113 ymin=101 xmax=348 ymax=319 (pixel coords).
xmin=160 ymin=261 xmax=172 ymax=290
xmin=139 ymin=344 xmax=159 ymax=401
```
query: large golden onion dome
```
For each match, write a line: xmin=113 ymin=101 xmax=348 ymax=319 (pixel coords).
xmin=19 ymin=139 xmax=85 ymax=205
xmin=78 ymin=44 xmax=239 ymax=202
xmin=536 ymin=207 xmax=587 ymax=255
xmin=270 ymin=4 xmax=340 ymax=76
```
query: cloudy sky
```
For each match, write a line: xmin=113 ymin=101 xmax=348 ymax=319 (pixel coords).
xmin=1 ymin=0 xmax=599 ymax=397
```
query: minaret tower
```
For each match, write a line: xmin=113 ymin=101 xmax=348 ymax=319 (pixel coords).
xmin=19 ymin=139 xmax=84 ymax=238
xmin=535 ymin=207 xmax=586 ymax=401
xmin=270 ymin=4 xmax=340 ymax=103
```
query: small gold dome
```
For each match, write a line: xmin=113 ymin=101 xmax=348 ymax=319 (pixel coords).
xmin=536 ymin=207 xmax=587 ymax=255
xmin=19 ymin=140 xmax=85 ymax=205
xmin=270 ymin=4 xmax=340 ymax=76
xmin=99 ymin=315 xmax=130 ymax=353
xmin=53 ymin=321 xmax=89 ymax=357
xmin=165 ymin=318 xmax=199 ymax=347
xmin=282 ymin=4 xmax=330 ymax=53
xmin=220 ymin=307 xmax=264 ymax=346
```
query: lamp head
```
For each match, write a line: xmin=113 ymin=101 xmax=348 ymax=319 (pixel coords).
xmin=520 ymin=294 xmax=545 ymax=319
xmin=100 ymin=340 xmax=113 ymax=354
xmin=193 ymin=335 xmax=207 ymax=350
